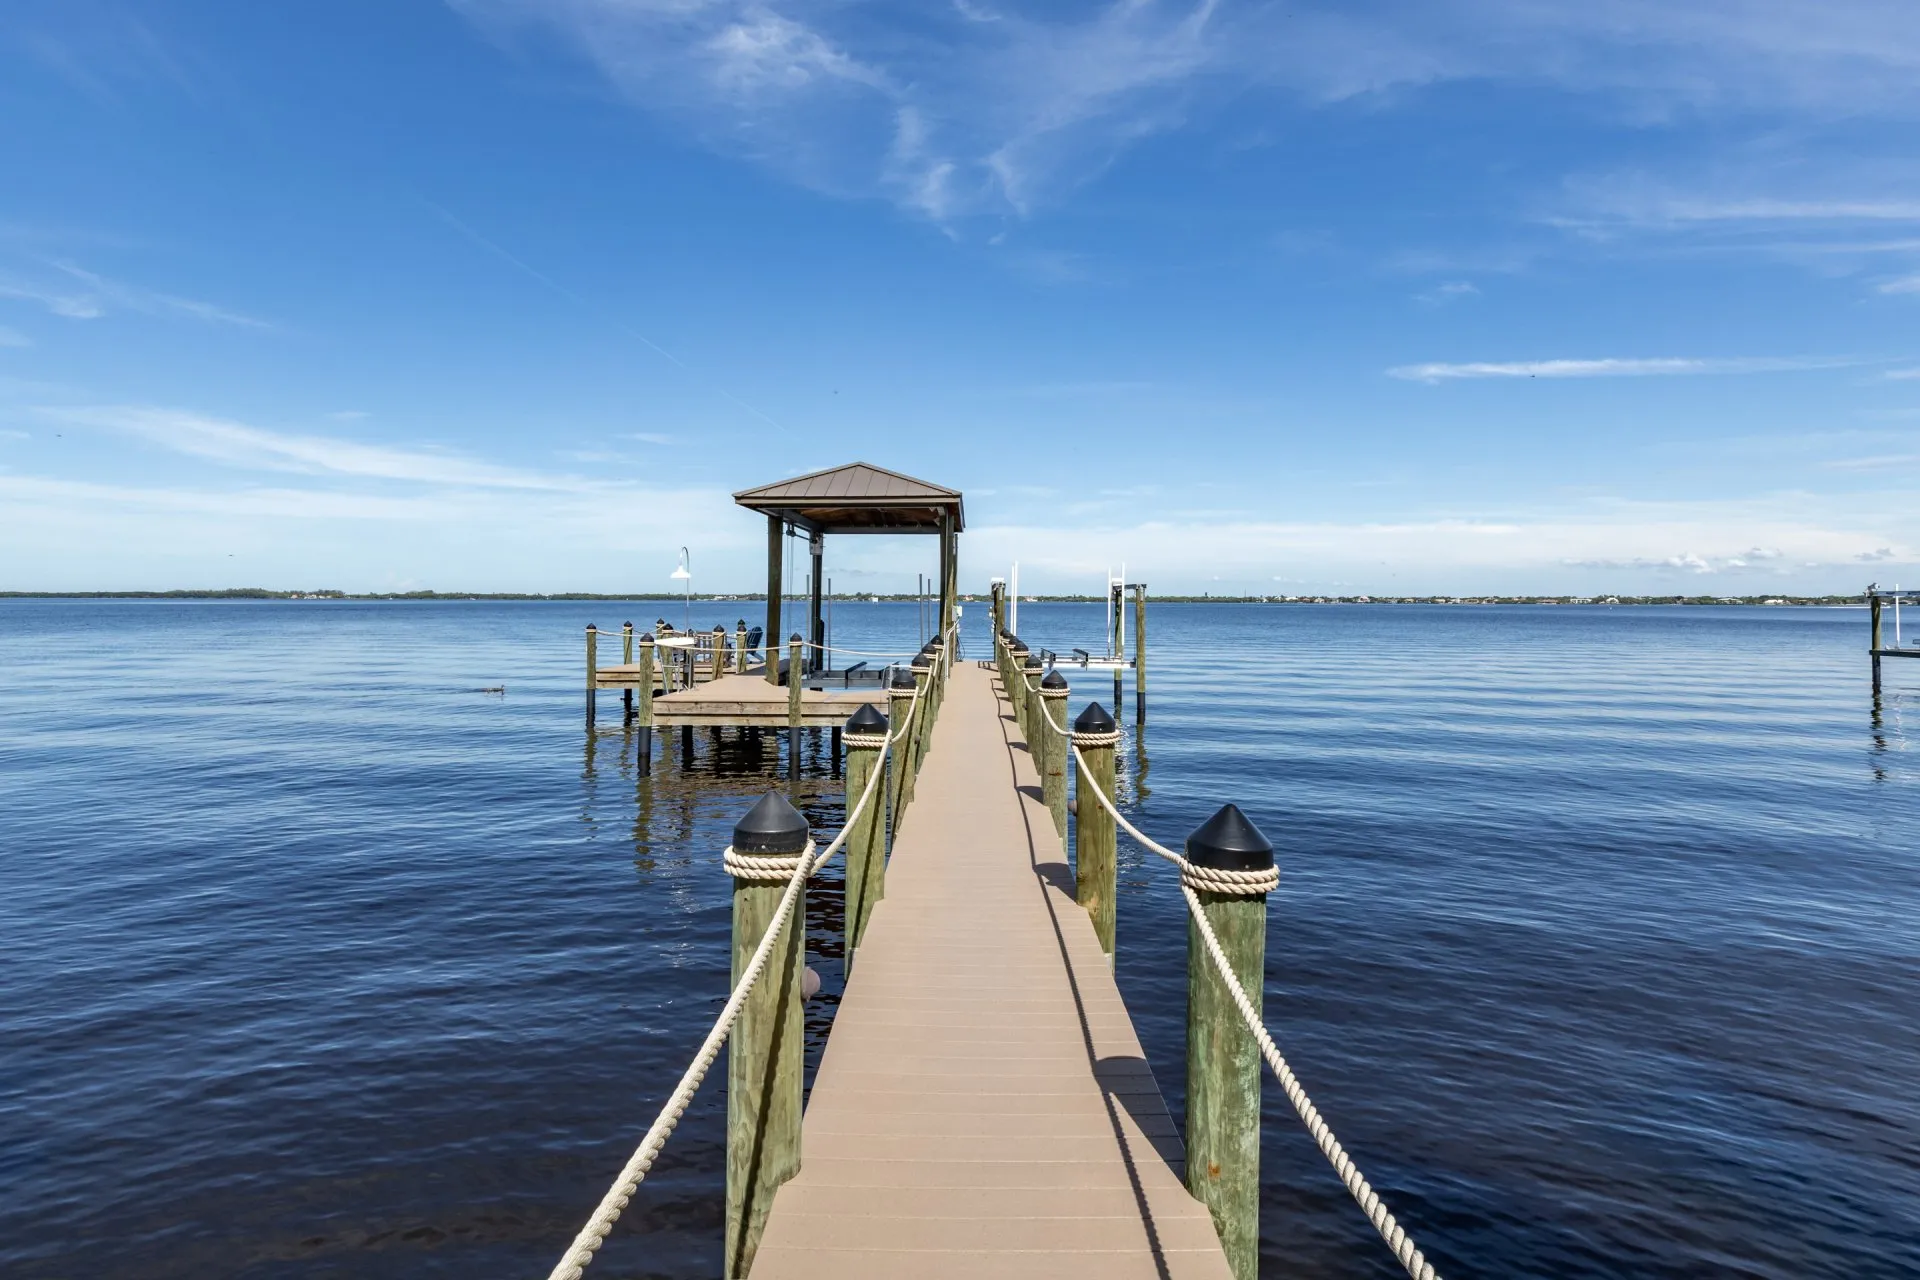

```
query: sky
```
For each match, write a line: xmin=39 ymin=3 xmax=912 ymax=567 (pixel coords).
xmin=3 ymin=0 xmax=1920 ymax=596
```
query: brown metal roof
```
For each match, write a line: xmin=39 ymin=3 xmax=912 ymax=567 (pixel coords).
xmin=734 ymin=462 xmax=964 ymax=534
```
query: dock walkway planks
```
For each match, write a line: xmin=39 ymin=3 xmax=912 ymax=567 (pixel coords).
xmin=749 ymin=662 xmax=1233 ymax=1279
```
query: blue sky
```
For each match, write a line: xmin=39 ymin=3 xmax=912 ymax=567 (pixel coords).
xmin=3 ymin=0 xmax=1919 ymax=595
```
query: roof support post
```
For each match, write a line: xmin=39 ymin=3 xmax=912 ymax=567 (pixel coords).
xmin=809 ymin=530 xmax=825 ymax=676
xmin=764 ymin=516 xmax=783 ymax=685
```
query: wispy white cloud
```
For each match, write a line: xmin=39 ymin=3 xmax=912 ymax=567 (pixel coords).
xmin=41 ymin=404 xmax=589 ymax=490
xmin=1884 ymin=368 xmax=1920 ymax=380
xmin=0 ymin=326 xmax=30 ymax=348
xmin=449 ymin=0 xmax=1920 ymax=220
xmin=1879 ymin=274 xmax=1920 ymax=294
xmin=1389 ymin=355 xmax=1865 ymax=383
xmin=622 ymin=431 xmax=675 ymax=445
xmin=1415 ymin=280 xmax=1479 ymax=305
xmin=0 ymin=260 xmax=264 ymax=326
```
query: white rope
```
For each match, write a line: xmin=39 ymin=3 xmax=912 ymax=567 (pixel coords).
xmin=546 ymin=625 xmax=949 ymax=1280
xmin=1024 ymin=674 xmax=1442 ymax=1280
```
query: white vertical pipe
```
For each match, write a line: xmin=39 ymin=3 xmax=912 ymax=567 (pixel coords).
xmin=1009 ymin=562 xmax=1019 ymax=634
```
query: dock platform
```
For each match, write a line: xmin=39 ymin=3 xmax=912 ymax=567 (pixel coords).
xmin=748 ymin=662 xmax=1232 ymax=1279
xmin=594 ymin=667 xmax=886 ymax=728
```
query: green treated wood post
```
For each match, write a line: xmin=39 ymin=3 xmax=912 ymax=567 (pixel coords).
xmin=1071 ymin=702 xmax=1120 ymax=958
xmin=725 ymin=794 xmax=809 ymax=1279
xmin=713 ymin=624 xmax=728 ymax=683
xmin=736 ymin=619 xmax=748 ymax=674
xmin=1038 ymin=670 xmax=1069 ymax=838
xmin=1133 ymin=584 xmax=1148 ymax=724
xmin=765 ymin=516 xmax=784 ymax=686
xmin=786 ymin=634 xmax=804 ymax=781
xmin=636 ymin=632 xmax=656 ymax=777
xmin=584 ymin=624 xmax=598 ymax=730
xmin=887 ymin=668 xmax=916 ymax=839
xmin=842 ymin=705 xmax=889 ymax=959
xmin=1184 ymin=804 xmax=1275 ymax=1280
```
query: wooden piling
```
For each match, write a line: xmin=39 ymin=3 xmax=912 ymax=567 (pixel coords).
xmin=842 ymin=706 xmax=889 ymax=959
xmin=787 ymin=634 xmax=804 ymax=780
xmin=585 ymin=624 xmax=598 ymax=729
xmin=908 ymin=655 xmax=933 ymax=801
xmin=1872 ymin=591 xmax=1884 ymax=697
xmin=1071 ymin=702 xmax=1120 ymax=959
xmin=636 ymin=632 xmax=656 ymax=776
xmin=1038 ymin=670 xmax=1070 ymax=838
xmin=1133 ymin=584 xmax=1147 ymax=724
xmin=887 ymin=669 xmax=916 ymax=840
xmin=1183 ymin=804 xmax=1274 ymax=1280
xmin=725 ymin=795 xmax=808 ymax=1280
xmin=622 ymin=622 xmax=635 ymax=723
xmin=1021 ymin=656 xmax=1044 ymax=747
xmin=736 ymin=619 xmax=748 ymax=675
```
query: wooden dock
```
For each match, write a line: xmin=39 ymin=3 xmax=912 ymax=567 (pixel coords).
xmin=596 ymin=667 xmax=885 ymax=728
xmin=747 ymin=662 xmax=1232 ymax=1279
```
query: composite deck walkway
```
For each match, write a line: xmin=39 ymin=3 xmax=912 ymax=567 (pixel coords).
xmin=750 ymin=662 xmax=1233 ymax=1279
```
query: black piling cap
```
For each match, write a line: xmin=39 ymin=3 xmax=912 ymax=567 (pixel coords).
xmin=910 ymin=651 xmax=933 ymax=669
xmin=789 ymin=632 xmax=803 ymax=642
xmin=1073 ymin=702 xmax=1117 ymax=735
xmin=640 ymin=631 xmax=655 ymax=642
xmin=1186 ymin=804 xmax=1274 ymax=871
xmin=845 ymin=703 xmax=888 ymax=735
xmin=889 ymin=668 xmax=917 ymax=690
xmin=1009 ymin=638 xmax=1029 ymax=653
xmin=624 ymin=620 xmax=633 ymax=628
xmin=738 ymin=618 xmax=747 ymax=627
xmin=714 ymin=623 xmax=726 ymax=632
xmin=734 ymin=793 xmax=810 ymax=854
xmin=1023 ymin=655 xmax=1043 ymax=671
xmin=1041 ymin=669 xmax=1069 ymax=690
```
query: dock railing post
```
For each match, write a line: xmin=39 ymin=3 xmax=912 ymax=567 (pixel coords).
xmin=1006 ymin=640 xmax=1029 ymax=735
xmin=887 ymin=668 xmax=916 ymax=840
xmin=842 ymin=705 xmax=889 ymax=960
xmin=585 ymin=624 xmax=598 ymax=730
xmin=1038 ymin=670 xmax=1070 ymax=838
xmin=786 ymin=634 xmax=804 ymax=780
xmin=1183 ymin=804 xmax=1274 ymax=1280
xmin=1071 ymin=702 xmax=1120 ymax=959
xmin=1021 ymin=655 xmax=1044 ymax=747
xmin=622 ymin=622 xmax=635 ymax=723
xmin=736 ymin=619 xmax=748 ymax=674
xmin=713 ymin=624 xmax=728 ymax=683
xmin=636 ymin=632 xmax=656 ymax=776
xmin=1133 ymin=584 xmax=1147 ymax=724
xmin=724 ymin=794 xmax=809 ymax=1279
xmin=908 ymin=652 xmax=934 ymax=800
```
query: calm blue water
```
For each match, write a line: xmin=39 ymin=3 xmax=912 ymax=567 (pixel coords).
xmin=2 ymin=600 xmax=1915 ymax=1278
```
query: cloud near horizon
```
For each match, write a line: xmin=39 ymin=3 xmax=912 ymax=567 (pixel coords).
xmin=1388 ymin=356 xmax=1866 ymax=383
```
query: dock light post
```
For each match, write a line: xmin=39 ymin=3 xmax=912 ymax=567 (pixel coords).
xmin=1071 ymin=702 xmax=1120 ymax=959
xmin=842 ymin=704 xmax=890 ymax=958
xmin=1038 ymin=670 xmax=1070 ymax=838
xmin=887 ymin=668 xmax=916 ymax=840
xmin=725 ymin=794 xmax=809 ymax=1280
xmin=672 ymin=547 xmax=692 ymax=632
xmin=1183 ymin=803 xmax=1275 ymax=1280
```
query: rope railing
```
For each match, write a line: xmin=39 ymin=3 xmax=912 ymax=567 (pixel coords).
xmin=545 ymin=640 xmax=941 ymax=1280
xmin=1027 ymin=685 xmax=1442 ymax=1280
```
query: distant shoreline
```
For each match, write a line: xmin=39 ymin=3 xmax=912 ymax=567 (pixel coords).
xmin=0 ymin=589 xmax=1869 ymax=606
